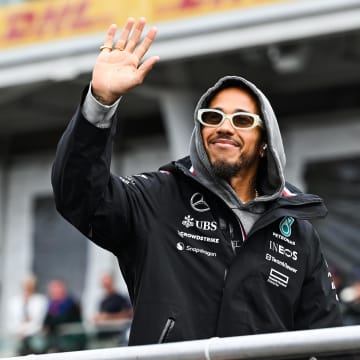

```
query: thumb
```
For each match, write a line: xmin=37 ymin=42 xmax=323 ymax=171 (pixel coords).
xmin=138 ymin=56 xmax=160 ymax=80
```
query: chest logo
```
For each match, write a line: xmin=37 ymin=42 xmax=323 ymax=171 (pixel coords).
xmin=267 ymin=268 xmax=289 ymax=288
xmin=182 ymin=215 xmax=194 ymax=228
xmin=279 ymin=216 xmax=294 ymax=237
xmin=190 ymin=193 xmax=210 ymax=212
xmin=181 ymin=215 xmax=218 ymax=231
xmin=177 ymin=242 xmax=185 ymax=251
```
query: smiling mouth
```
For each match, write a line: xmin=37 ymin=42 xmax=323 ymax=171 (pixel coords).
xmin=210 ymin=138 xmax=240 ymax=147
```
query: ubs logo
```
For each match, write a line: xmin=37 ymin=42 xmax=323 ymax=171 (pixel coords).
xmin=182 ymin=215 xmax=217 ymax=231
xmin=190 ymin=193 xmax=210 ymax=212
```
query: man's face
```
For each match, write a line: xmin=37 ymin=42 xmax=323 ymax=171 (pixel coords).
xmin=101 ymin=274 xmax=114 ymax=292
xmin=48 ymin=280 xmax=67 ymax=301
xmin=201 ymin=87 xmax=264 ymax=180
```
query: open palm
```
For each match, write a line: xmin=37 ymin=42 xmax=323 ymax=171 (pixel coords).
xmin=92 ymin=18 xmax=159 ymax=105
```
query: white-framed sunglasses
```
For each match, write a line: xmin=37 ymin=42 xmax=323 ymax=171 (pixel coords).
xmin=197 ymin=109 xmax=264 ymax=130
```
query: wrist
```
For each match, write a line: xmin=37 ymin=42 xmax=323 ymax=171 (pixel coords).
xmin=91 ymin=84 xmax=120 ymax=105
xmin=92 ymin=91 xmax=119 ymax=106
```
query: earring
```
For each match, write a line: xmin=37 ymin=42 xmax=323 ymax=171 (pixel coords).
xmin=260 ymin=143 xmax=267 ymax=158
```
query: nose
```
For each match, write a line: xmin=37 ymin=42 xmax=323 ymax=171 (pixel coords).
xmin=216 ymin=116 xmax=234 ymax=133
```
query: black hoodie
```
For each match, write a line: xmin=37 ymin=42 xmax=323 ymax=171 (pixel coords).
xmin=52 ymin=77 xmax=342 ymax=345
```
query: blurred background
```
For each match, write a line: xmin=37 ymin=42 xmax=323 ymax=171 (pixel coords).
xmin=0 ymin=0 xmax=359 ymax=356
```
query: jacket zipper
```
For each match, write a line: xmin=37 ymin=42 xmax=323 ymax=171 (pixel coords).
xmin=229 ymin=223 xmax=236 ymax=254
xmin=223 ymin=268 xmax=228 ymax=286
xmin=158 ymin=317 xmax=175 ymax=343
xmin=229 ymin=218 xmax=246 ymax=254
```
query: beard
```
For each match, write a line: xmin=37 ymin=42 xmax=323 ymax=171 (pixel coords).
xmin=212 ymin=160 xmax=242 ymax=180
xmin=211 ymin=153 xmax=258 ymax=181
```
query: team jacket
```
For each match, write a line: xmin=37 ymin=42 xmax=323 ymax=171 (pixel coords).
xmin=52 ymin=106 xmax=342 ymax=346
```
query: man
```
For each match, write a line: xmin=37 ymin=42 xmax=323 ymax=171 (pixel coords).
xmin=42 ymin=279 xmax=86 ymax=352
xmin=7 ymin=274 xmax=47 ymax=355
xmin=52 ymin=17 xmax=342 ymax=346
xmin=93 ymin=273 xmax=133 ymax=344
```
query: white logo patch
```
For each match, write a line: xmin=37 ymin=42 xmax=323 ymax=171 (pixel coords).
xmin=176 ymin=241 xmax=217 ymax=257
xmin=265 ymin=253 xmax=298 ymax=273
xmin=272 ymin=232 xmax=295 ymax=246
xmin=177 ymin=230 xmax=219 ymax=244
xmin=134 ymin=174 xmax=148 ymax=180
xmin=267 ymin=268 xmax=289 ymax=288
xmin=177 ymin=242 xmax=185 ymax=251
xmin=182 ymin=215 xmax=194 ymax=228
xmin=190 ymin=193 xmax=210 ymax=212
xmin=269 ymin=241 xmax=298 ymax=261
xmin=181 ymin=215 xmax=217 ymax=231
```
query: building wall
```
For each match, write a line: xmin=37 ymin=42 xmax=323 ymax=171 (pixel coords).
xmin=284 ymin=112 xmax=360 ymax=189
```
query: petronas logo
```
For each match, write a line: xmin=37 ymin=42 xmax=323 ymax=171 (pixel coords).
xmin=280 ymin=216 xmax=294 ymax=237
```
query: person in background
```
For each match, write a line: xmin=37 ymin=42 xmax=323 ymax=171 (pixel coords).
xmin=339 ymin=268 xmax=360 ymax=326
xmin=51 ymin=17 xmax=342 ymax=346
xmin=41 ymin=279 xmax=86 ymax=353
xmin=6 ymin=274 xmax=47 ymax=355
xmin=93 ymin=273 xmax=133 ymax=345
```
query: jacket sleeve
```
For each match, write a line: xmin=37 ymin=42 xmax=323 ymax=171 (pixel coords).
xmin=51 ymin=87 xmax=132 ymax=255
xmin=294 ymin=224 xmax=343 ymax=329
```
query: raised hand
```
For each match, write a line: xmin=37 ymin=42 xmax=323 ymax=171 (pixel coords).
xmin=91 ymin=17 xmax=159 ymax=105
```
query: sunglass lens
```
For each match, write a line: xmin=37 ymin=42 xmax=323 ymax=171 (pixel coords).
xmin=201 ymin=111 xmax=223 ymax=125
xmin=233 ymin=114 xmax=255 ymax=128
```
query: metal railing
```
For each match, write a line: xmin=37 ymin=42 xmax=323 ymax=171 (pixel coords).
xmin=1 ymin=325 xmax=360 ymax=360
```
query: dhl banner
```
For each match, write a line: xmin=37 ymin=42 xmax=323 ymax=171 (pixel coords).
xmin=0 ymin=0 xmax=289 ymax=50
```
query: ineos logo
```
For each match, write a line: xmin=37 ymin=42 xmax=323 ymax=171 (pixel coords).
xmin=190 ymin=193 xmax=210 ymax=212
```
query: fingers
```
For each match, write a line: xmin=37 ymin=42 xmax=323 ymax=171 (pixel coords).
xmin=114 ymin=17 xmax=135 ymax=51
xmin=125 ymin=17 xmax=146 ymax=52
xmin=99 ymin=17 xmax=159 ymax=78
xmin=101 ymin=24 xmax=117 ymax=52
xmin=138 ymin=56 xmax=160 ymax=79
xmin=134 ymin=26 xmax=158 ymax=60
xmin=112 ymin=17 xmax=158 ymax=60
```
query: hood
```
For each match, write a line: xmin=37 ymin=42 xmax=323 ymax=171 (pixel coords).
xmin=189 ymin=75 xmax=286 ymax=209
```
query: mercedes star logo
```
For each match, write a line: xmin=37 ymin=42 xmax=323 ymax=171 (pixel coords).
xmin=190 ymin=192 xmax=210 ymax=212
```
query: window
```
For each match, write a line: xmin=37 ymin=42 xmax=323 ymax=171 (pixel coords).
xmin=32 ymin=196 xmax=88 ymax=299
